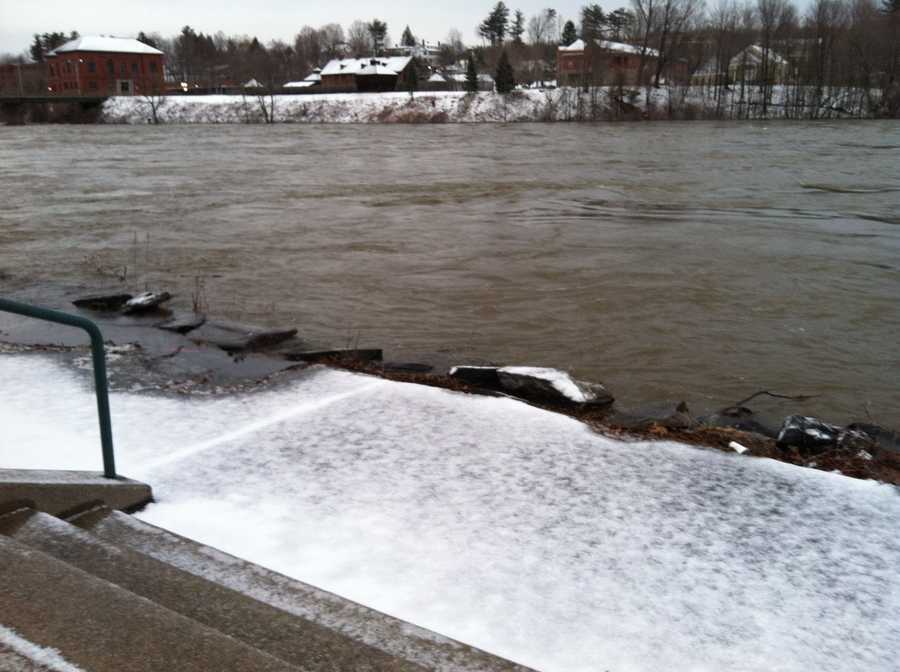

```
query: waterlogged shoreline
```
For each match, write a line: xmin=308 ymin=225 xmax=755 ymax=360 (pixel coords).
xmin=2 ymin=284 xmax=898 ymax=486
xmin=100 ymin=87 xmax=893 ymax=125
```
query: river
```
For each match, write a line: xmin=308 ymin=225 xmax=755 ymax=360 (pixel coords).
xmin=1 ymin=121 xmax=898 ymax=427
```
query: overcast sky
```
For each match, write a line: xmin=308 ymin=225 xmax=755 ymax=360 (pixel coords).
xmin=0 ymin=0 xmax=602 ymax=55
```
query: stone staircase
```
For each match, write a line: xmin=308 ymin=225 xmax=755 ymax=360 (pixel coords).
xmin=0 ymin=499 xmax=532 ymax=672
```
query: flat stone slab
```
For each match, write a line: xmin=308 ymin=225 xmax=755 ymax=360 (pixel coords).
xmin=0 ymin=470 xmax=152 ymax=516
xmin=189 ymin=320 xmax=299 ymax=353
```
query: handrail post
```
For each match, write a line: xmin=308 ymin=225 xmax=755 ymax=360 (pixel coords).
xmin=0 ymin=298 xmax=117 ymax=478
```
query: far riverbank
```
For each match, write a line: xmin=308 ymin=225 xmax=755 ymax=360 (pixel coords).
xmin=98 ymin=86 xmax=896 ymax=124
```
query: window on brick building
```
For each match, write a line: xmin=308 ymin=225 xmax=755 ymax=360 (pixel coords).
xmin=88 ymin=61 xmax=96 ymax=73
xmin=132 ymin=63 xmax=138 ymax=74
xmin=149 ymin=62 xmax=157 ymax=73
xmin=107 ymin=60 xmax=114 ymax=74
xmin=89 ymin=81 xmax=97 ymax=90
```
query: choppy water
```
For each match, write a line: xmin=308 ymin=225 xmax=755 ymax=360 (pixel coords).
xmin=1 ymin=122 xmax=898 ymax=426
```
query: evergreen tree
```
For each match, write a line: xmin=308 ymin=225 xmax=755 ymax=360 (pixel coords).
xmin=29 ymin=35 xmax=44 ymax=62
xmin=512 ymin=10 xmax=526 ymax=45
xmin=495 ymin=49 xmax=515 ymax=93
xmin=561 ymin=20 xmax=578 ymax=46
xmin=368 ymin=19 xmax=388 ymax=55
xmin=29 ymin=31 xmax=75 ymax=62
xmin=401 ymin=25 xmax=416 ymax=46
xmin=137 ymin=31 xmax=159 ymax=49
xmin=581 ymin=4 xmax=606 ymax=42
xmin=478 ymin=2 xmax=510 ymax=45
xmin=606 ymin=8 xmax=634 ymax=42
xmin=465 ymin=53 xmax=480 ymax=93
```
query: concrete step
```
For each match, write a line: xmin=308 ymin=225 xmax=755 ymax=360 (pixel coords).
xmin=70 ymin=505 xmax=534 ymax=672
xmin=0 ymin=469 xmax=152 ymax=515
xmin=0 ymin=533 xmax=299 ymax=672
xmin=0 ymin=507 xmax=428 ymax=672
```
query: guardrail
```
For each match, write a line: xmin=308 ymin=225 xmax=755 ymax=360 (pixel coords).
xmin=0 ymin=298 xmax=117 ymax=478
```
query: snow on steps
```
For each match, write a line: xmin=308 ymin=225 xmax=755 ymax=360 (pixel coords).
xmin=70 ymin=504 xmax=524 ymax=672
xmin=0 ymin=504 xmax=530 ymax=672
xmin=0 ymin=531 xmax=296 ymax=672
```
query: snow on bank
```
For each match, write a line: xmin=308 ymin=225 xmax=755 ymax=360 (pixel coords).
xmin=101 ymin=86 xmax=878 ymax=124
xmin=2 ymin=354 xmax=899 ymax=672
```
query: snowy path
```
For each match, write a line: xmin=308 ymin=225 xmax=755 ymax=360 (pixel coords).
xmin=1 ymin=355 xmax=898 ymax=672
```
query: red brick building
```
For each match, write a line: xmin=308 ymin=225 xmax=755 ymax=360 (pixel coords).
xmin=47 ymin=36 xmax=165 ymax=96
xmin=557 ymin=39 xmax=686 ymax=87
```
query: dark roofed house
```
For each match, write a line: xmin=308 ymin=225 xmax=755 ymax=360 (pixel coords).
xmin=319 ymin=56 xmax=414 ymax=93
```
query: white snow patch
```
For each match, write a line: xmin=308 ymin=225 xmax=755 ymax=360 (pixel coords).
xmin=0 ymin=625 xmax=85 ymax=672
xmin=1 ymin=354 xmax=899 ymax=672
xmin=499 ymin=366 xmax=588 ymax=402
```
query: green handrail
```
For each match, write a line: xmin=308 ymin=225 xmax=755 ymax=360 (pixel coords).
xmin=0 ymin=298 xmax=117 ymax=478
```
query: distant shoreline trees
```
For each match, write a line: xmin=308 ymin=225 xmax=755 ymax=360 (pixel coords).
xmin=7 ymin=1 xmax=897 ymax=118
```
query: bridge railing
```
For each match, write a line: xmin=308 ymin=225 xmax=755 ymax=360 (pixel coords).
xmin=0 ymin=298 xmax=117 ymax=478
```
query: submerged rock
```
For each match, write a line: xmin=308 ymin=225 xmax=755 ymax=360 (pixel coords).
xmin=607 ymin=401 xmax=697 ymax=431
xmin=157 ymin=314 xmax=207 ymax=335
xmin=190 ymin=320 xmax=298 ymax=353
xmin=701 ymin=405 xmax=779 ymax=438
xmin=72 ymin=293 xmax=133 ymax=311
xmin=123 ymin=291 xmax=173 ymax=314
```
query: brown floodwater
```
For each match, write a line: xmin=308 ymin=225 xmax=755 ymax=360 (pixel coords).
xmin=1 ymin=121 xmax=899 ymax=427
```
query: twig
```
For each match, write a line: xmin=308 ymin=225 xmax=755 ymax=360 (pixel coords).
xmin=731 ymin=390 xmax=821 ymax=407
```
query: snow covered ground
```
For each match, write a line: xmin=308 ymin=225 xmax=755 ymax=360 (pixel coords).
xmin=101 ymin=86 xmax=878 ymax=124
xmin=2 ymin=354 xmax=899 ymax=672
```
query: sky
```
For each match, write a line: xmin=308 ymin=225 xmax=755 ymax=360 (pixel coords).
xmin=0 ymin=0 xmax=599 ymax=56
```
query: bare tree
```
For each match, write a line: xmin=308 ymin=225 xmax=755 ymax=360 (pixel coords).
xmin=632 ymin=0 xmax=659 ymax=87
xmin=652 ymin=0 xmax=702 ymax=87
xmin=527 ymin=9 xmax=559 ymax=44
xmin=347 ymin=20 xmax=373 ymax=56
xmin=757 ymin=0 xmax=794 ymax=114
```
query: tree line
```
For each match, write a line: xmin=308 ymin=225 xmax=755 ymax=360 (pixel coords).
xmin=3 ymin=0 xmax=898 ymax=115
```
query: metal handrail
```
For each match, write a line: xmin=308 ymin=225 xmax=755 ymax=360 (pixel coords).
xmin=0 ymin=298 xmax=117 ymax=478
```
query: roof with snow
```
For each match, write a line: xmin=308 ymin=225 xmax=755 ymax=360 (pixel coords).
xmin=283 ymin=80 xmax=317 ymax=88
xmin=559 ymin=38 xmax=659 ymax=58
xmin=320 ymin=56 xmax=412 ymax=78
xmin=48 ymin=35 xmax=164 ymax=56
xmin=449 ymin=73 xmax=494 ymax=83
xmin=731 ymin=44 xmax=789 ymax=67
xmin=427 ymin=73 xmax=447 ymax=83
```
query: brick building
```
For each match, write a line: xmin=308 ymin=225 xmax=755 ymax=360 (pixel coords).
xmin=47 ymin=36 xmax=165 ymax=96
xmin=558 ymin=39 xmax=682 ymax=87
